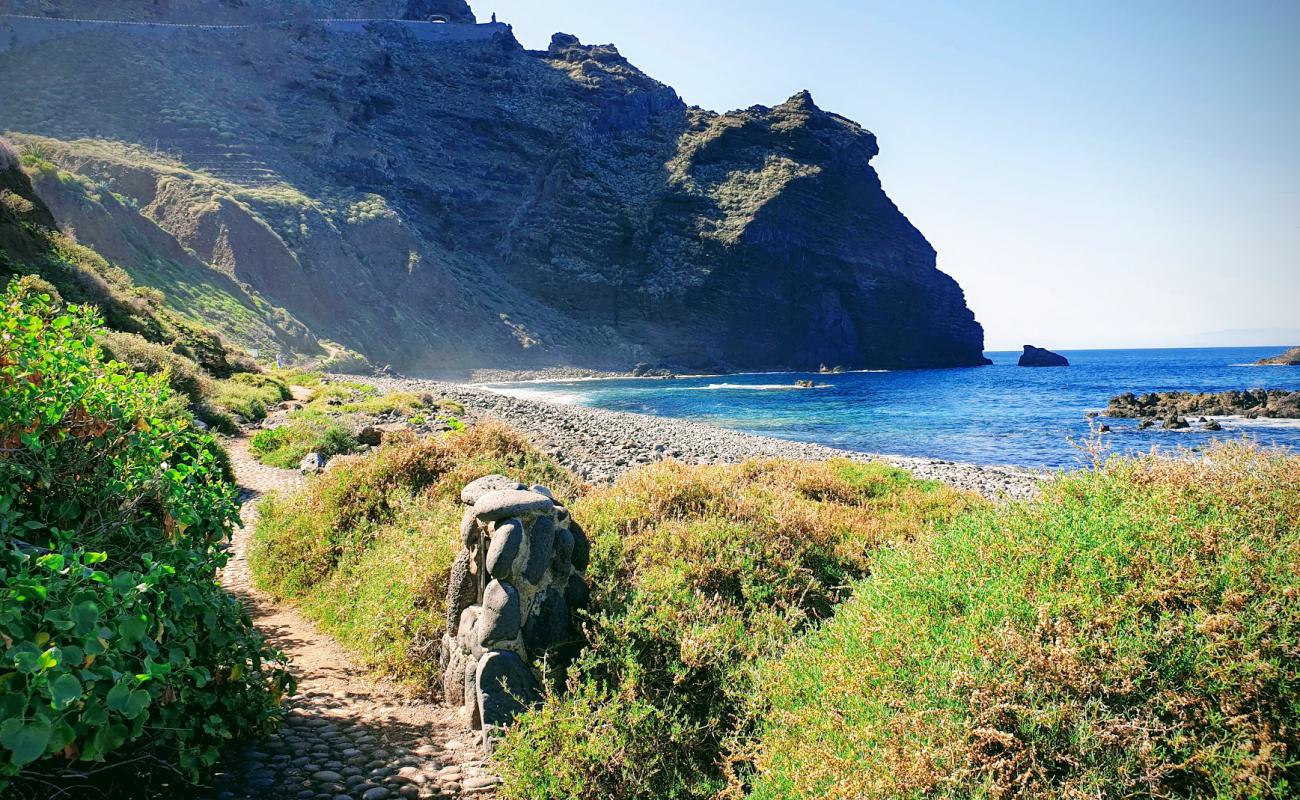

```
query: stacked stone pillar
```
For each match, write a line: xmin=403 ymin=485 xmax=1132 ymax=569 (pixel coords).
xmin=440 ymin=475 xmax=589 ymax=744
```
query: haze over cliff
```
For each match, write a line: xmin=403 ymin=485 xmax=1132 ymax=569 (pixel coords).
xmin=0 ymin=1 xmax=990 ymax=374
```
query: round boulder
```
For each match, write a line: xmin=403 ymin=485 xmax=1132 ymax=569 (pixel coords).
xmin=486 ymin=518 xmax=524 ymax=580
xmin=461 ymin=474 xmax=526 ymax=506
xmin=474 ymin=489 xmax=554 ymax=522
xmin=477 ymin=580 xmax=521 ymax=646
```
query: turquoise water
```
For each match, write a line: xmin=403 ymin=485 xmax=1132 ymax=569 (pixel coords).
xmin=487 ymin=347 xmax=1300 ymax=468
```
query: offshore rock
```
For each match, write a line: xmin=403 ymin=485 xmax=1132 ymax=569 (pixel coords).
xmin=1018 ymin=345 xmax=1069 ymax=367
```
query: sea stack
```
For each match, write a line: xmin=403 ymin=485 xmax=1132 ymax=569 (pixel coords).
xmin=1018 ymin=345 xmax=1069 ymax=367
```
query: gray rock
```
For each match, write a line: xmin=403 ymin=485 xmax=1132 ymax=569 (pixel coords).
xmin=570 ymin=520 xmax=590 ymax=571
xmin=460 ymin=506 xmax=478 ymax=548
xmin=354 ymin=425 xmax=384 ymax=446
xmin=444 ymin=549 xmax=476 ymax=635
xmin=476 ymin=580 xmax=521 ymax=645
xmin=476 ymin=650 xmax=541 ymax=728
xmin=300 ymin=452 xmax=327 ymax=473
xmin=529 ymin=484 xmax=555 ymax=500
xmin=460 ymin=474 xmax=525 ymax=506
xmin=523 ymin=587 xmax=570 ymax=653
xmin=1017 ymin=345 xmax=1069 ymax=367
xmin=521 ymin=515 xmax=555 ymax=585
xmin=486 ymin=518 xmax=524 ymax=580
xmin=362 ymin=788 xmax=390 ymax=800
xmin=473 ymin=489 xmax=553 ymax=522
xmin=456 ymin=607 xmax=481 ymax=649
xmin=552 ymin=525 xmax=574 ymax=569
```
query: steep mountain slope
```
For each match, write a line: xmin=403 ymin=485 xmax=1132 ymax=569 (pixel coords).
xmin=0 ymin=4 xmax=990 ymax=374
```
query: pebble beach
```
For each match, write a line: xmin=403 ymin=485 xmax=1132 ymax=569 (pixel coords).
xmin=345 ymin=375 xmax=1046 ymax=500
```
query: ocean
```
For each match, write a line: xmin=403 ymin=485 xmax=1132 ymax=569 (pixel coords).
xmin=484 ymin=347 xmax=1300 ymax=469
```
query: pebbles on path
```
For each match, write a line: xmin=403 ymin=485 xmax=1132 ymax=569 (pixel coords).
xmin=194 ymin=438 xmax=493 ymax=800
xmin=345 ymin=375 xmax=1045 ymax=500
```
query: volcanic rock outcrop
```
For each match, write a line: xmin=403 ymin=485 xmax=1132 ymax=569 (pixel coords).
xmin=1255 ymin=346 xmax=1300 ymax=366
xmin=1105 ymin=389 xmax=1300 ymax=420
xmin=0 ymin=3 xmax=990 ymax=374
xmin=1018 ymin=345 xmax=1069 ymax=367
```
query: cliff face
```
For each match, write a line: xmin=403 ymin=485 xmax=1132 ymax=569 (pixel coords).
xmin=0 ymin=7 xmax=990 ymax=373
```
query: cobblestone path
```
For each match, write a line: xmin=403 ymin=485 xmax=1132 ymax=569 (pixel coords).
xmin=194 ymin=437 xmax=498 ymax=800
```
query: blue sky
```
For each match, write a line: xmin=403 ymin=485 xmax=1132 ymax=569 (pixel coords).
xmin=485 ymin=0 xmax=1300 ymax=350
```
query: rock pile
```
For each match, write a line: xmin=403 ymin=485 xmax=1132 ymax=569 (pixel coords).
xmin=439 ymin=476 xmax=589 ymax=747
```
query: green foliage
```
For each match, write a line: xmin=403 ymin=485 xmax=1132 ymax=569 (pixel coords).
xmin=249 ymin=425 xmax=581 ymax=686
xmin=495 ymin=460 xmax=975 ymax=800
xmin=744 ymin=444 xmax=1300 ymax=800
xmin=249 ymin=412 xmax=357 ymax=469
xmin=212 ymin=377 xmax=282 ymax=424
xmin=0 ymin=282 xmax=291 ymax=790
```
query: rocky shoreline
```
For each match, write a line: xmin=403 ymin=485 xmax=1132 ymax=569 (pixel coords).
xmin=339 ymin=375 xmax=1045 ymax=500
xmin=1105 ymin=389 xmax=1300 ymax=425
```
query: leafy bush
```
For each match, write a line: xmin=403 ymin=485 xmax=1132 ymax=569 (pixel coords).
xmin=249 ymin=412 xmax=357 ymax=469
xmin=250 ymin=425 xmax=580 ymax=686
xmin=494 ymin=459 xmax=975 ymax=800
xmin=0 ymin=283 xmax=291 ymax=793
xmin=95 ymin=329 xmax=213 ymax=406
xmin=212 ymin=378 xmax=282 ymax=424
xmin=228 ymin=371 xmax=290 ymax=402
xmin=744 ymin=444 xmax=1300 ymax=800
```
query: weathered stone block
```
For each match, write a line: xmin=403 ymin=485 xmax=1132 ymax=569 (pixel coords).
xmin=444 ymin=549 xmax=476 ymax=634
xmin=521 ymin=514 xmax=555 ymax=585
xmin=523 ymin=587 xmax=570 ymax=654
xmin=476 ymin=650 xmax=541 ymax=728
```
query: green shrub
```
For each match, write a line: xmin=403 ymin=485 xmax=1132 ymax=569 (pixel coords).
xmin=228 ymin=371 xmax=290 ymax=402
xmin=250 ymin=425 xmax=581 ymax=686
xmin=744 ymin=444 xmax=1300 ymax=800
xmin=249 ymin=412 xmax=357 ymax=469
xmin=212 ymin=377 xmax=283 ymax=423
xmin=0 ymin=282 xmax=291 ymax=792
xmin=495 ymin=460 xmax=975 ymax=800
xmin=95 ymin=329 xmax=213 ymax=405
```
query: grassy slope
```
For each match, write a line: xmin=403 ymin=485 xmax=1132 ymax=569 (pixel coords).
xmin=747 ymin=443 xmax=1300 ymax=800
xmin=0 ymin=138 xmax=298 ymax=428
xmin=249 ymin=424 xmax=582 ymax=687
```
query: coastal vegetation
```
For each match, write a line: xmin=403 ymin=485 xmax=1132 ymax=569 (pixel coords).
xmin=248 ymin=426 xmax=581 ymax=686
xmin=248 ymin=432 xmax=1300 ymax=800
xmin=0 ymin=283 xmax=290 ymax=793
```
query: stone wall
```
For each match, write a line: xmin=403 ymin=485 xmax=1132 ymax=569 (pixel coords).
xmin=439 ymin=475 xmax=589 ymax=744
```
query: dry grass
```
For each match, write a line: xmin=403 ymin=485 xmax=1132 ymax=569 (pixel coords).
xmin=745 ymin=443 xmax=1300 ymax=800
xmin=249 ymin=424 xmax=582 ymax=686
xmin=495 ymin=458 xmax=976 ymax=799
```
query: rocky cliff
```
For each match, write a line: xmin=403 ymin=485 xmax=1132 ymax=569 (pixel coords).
xmin=0 ymin=3 xmax=990 ymax=374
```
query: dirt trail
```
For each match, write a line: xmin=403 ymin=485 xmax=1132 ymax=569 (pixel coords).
xmin=197 ymin=435 xmax=498 ymax=800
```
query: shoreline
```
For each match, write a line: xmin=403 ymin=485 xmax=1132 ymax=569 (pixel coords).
xmin=339 ymin=374 xmax=1046 ymax=500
